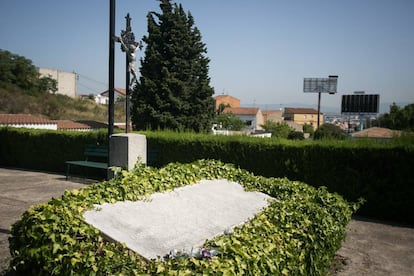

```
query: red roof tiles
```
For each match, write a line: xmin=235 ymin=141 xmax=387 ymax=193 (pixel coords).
xmin=284 ymin=108 xmax=320 ymax=114
xmin=100 ymin=88 xmax=126 ymax=97
xmin=0 ymin=114 xmax=55 ymax=125
xmin=0 ymin=114 xmax=108 ymax=131
xmin=352 ymin=127 xmax=401 ymax=138
xmin=223 ymin=107 xmax=260 ymax=115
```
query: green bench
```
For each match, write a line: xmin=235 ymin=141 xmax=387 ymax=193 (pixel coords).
xmin=66 ymin=144 xmax=108 ymax=180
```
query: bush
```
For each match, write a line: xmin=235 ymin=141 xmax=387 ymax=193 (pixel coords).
xmin=9 ymin=160 xmax=360 ymax=275
xmin=0 ymin=127 xmax=107 ymax=173
xmin=313 ymin=124 xmax=347 ymax=140
xmin=288 ymin=131 xmax=305 ymax=140
xmin=261 ymin=121 xmax=293 ymax=139
xmin=214 ymin=113 xmax=245 ymax=131
xmin=2 ymin=128 xmax=413 ymax=224
xmin=303 ymin=123 xmax=314 ymax=137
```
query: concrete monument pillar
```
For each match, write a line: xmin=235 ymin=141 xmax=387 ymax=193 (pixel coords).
xmin=108 ymin=133 xmax=146 ymax=178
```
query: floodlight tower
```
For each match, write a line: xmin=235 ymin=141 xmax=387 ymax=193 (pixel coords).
xmin=303 ymin=75 xmax=338 ymax=129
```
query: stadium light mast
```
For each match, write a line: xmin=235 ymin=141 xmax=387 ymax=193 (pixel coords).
xmin=303 ymin=75 xmax=338 ymax=129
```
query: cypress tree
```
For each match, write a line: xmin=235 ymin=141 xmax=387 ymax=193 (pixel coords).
xmin=131 ymin=0 xmax=215 ymax=132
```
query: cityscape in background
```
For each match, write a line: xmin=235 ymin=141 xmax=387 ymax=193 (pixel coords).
xmin=36 ymin=66 xmax=409 ymax=134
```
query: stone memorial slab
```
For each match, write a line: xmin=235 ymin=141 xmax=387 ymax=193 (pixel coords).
xmin=84 ymin=179 xmax=272 ymax=260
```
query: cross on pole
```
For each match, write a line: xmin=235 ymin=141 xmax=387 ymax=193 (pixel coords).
xmin=117 ymin=13 xmax=141 ymax=133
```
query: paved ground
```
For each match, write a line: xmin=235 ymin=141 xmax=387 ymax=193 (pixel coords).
xmin=333 ymin=217 xmax=414 ymax=275
xmin=0 ymin=168 xmax=87 ymax=273
xmin=1 ymin=167 xmax=413 ymax=275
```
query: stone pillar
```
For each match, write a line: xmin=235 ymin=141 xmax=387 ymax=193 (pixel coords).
xmin=108 ymin=133 xmax=146 ymax=179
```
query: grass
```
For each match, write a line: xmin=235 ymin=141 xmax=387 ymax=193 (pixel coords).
xmin=0 ymin=84 xmax=125 ymax=122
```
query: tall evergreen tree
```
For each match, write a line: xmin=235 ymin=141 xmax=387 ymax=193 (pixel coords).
xmin=131 ymin=0 xmax=215 ymax=132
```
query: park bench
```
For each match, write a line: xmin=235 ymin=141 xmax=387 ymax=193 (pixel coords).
xmin=65 ymin=144 xmax=108 ymax=180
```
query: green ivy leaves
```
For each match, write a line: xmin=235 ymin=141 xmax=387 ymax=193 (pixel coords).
xmin=9 ymin=159 xmax=360 ymax=275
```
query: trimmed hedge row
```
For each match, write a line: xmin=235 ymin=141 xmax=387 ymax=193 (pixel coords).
xmin=9 ymin=160 xmax=360 ymax=275
xmin=0 ymin=127 xmax=107 ymax=173
xmin=144 ymin=131 xmax=414 ymax=224
xmin=1 ymin=128 xmax=413 ymax=224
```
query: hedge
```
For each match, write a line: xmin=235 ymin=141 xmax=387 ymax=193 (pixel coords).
xmin=144 ymin=131 xmax=414 ymax=224
xmin=1 ymin=128 xmax=413 ymax=224
xmin=0 ymin=127 xmax=107 ymax=173
xmin=9 ymin=160 xmax=360 ymax=275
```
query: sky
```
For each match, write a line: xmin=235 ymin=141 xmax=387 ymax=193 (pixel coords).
xmin=1 ymin=0 xmax=413 ymax=112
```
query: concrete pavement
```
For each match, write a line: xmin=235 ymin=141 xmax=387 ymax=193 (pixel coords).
xmin=0 ymin=168 xmax=87 ymax=273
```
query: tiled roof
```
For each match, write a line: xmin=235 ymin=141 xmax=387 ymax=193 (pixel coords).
xmin=56 ymin=120 xmax=108 ymax=130
xmin=76 ymin=120 xmax=108 ymax=129
xmin=0 ymin=115 xmax=109 ymax=131
xmin=223 ymin=107 xmax=259 ymax=115
xmin=284 ymin=107 xmax=320 ymax=114
xmin=100 ymin=88 xmax=126 ymax=96
xmin=56 ymin=120 xmax=88 ymax=129
xmin=214 ymin=95 xmax=240 ymax=101
xmin=262 ymin=110 xmax=282 ymax=116
xmin=0 ymin=114 xmax=55 ymax=125
xmin=352 ymin=127 xmax=401 ymax=138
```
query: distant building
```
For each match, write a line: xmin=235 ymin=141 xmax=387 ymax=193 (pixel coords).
xmin=96 ymin=88 xmax=126 ymax=105
xmin=214 ymin=95 xmax=240 ymax=111
xmin=55 ymin=120 xmax=108 ymax=131
xmin=351 ymin=127 xmax=401 ymax=140
xmin=0 ymin=114 xmax=108 ymax=131
xmin=0 ymin=114 xmax=57 ymax=130
xmin=284 ymin=107 xmax=323 ymax=130
xmin=223 ymin=107 xmax=264 ymax=131
xmin=262 ymin=110 xmax=283 ymax=123
xmin=38 ymin=67 xmax=77 ymax=98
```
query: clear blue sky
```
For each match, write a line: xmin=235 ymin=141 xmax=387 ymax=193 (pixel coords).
xmin=1 ymin=0 xmax=413 ymax=111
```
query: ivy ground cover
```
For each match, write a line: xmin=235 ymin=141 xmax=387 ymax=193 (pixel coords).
xmin=9 ymin=160 xmax=361 ymax=275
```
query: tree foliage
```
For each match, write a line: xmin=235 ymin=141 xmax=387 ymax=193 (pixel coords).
xmin=261 ymin=121 xmax=294 ymax=139
xmin=303 ymin=123 xmax=314 ymax=136
xmin=288 ymin=131 xmax=305 ymax=140
xmin=313 ymin=123 xmax=347 ymax=140
xmin=215 ymin=113 xmax=245 ymax=131
xmin=0 ymin=49 xmax=57 ymax=94
xmin=374 ymin=103 xmax=414 ymax=131
xmin=0 ymin=49 xmax=38 ymax=90
xmin=131 ymin=0 xmax=215 ymax=132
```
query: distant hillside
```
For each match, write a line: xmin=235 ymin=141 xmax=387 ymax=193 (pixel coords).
xmin=0 ymin=83 xmax=125 ymax=122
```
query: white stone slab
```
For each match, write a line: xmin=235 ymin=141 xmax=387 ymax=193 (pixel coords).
xmin=84 ymin=179 xmax=272 ymax=260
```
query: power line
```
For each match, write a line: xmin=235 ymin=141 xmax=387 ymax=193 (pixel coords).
xmin=78 ymin=82 xmax=101 ymax=94
xmin=77 ymin=73 xmax=107 ymax=87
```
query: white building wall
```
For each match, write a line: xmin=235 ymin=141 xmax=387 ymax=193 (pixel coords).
xmin=38 ymin=67 xmax=77 ymax=98
xmin=236 ymin=114 xmax=264 ymax=131
xmin=0 ymin=123 xmax=57 ymax=130
xmin=95 ymin=94 xmax=109 ymax=105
